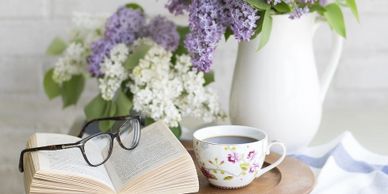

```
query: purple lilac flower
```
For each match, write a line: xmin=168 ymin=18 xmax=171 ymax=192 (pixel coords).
xmin=319 ymin=0 xmax=328 ymax=5
xmin=289 ymin=6 xmax=310 ymax=19
xmin=88 ymin=7 xmax=145 ymax=76
xmin=145 ymin=16 xmax=180 ymax=51
xmin=223 ymin=0 xmax=259 ymax=41
xmin=166 ymin=0 xmax=191 ymax=15
xmin=183 ymin=0 xmax=259 ymax=71
xmin=184 ymin=0 xmax=225 ymax=72
xmin=105 ymin=6 xmax=145 ymax=44
xmin=87 ymin=39 xmax=114 ymax=76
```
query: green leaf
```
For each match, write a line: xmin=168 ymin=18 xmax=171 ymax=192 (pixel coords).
xmin=125 ymin=3 xmax=144 ymax=12
xmin=96 ymin=29 xmax=103 ymax=36
xmin=345 ymin=0 xmax=359 ymax=22
xmin=116 ymin=88 xmax=132 ymax=116
xmin=46 ymin=37 xmax=67 ymax=56
xmin=144 ymin=117 xmax=155 ymax=126
xmin=324 ymin=3 xmax=346 ymax=38
xmin=273 ymin=2 xmax=291 ymax=13
xmin=251 ymin=13 xmax=265 ymax=39
xmin=174 ymin=26 xmax=190 ymax=56
xmin=43 ymin=69 xmax=61 ymax=99
xmin=177 ymin=26 xmax=190 ymax=37
xmin=99 ymin=101 xmax=117 ymax=132
xmin=240 ymin=162 xmax=250 ymax=171
xmin=124 ymin=44 xmax=151 ymax=69
xmin=204 ymin=71 xmax=215 ymax=86
xmin=244 ymin=0 xmax=270 ymax=10
xmin=310 ymin=4 xmax=326 ymax=16
xmin=170 ymin=124 xmax=182 ymax=138
xmin=224 ymin=27 xmax=234 ymax=41
xmin=61 ymin=74 xmax=85 ymax=108
xmin=223 ymin=176 xmax=233 ymax=181
xmin=84 ymin=94 xmax=107 ymax=120
xmin=258 ymin=9 xmax=273 ymax=50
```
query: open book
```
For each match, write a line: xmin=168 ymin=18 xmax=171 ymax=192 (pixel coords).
xmin=23 ymin=121 xmax=199 ymax=194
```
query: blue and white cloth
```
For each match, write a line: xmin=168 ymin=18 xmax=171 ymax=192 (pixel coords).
xmin=293 ymin=131 xmax=388 ymax=194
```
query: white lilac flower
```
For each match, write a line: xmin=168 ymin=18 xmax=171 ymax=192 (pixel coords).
xmin=72 ymin=12 xmax=106 ymax=30
xmin=267 ymin=0 xmax=282 ymax=5
xmin=128 ymin=38 xmax=223 ymax=127
xmin=129 ymin=40 xmax=181 ymax=127
xmin=110 ymin=43 xmax=129 ymax=63
xmin=98 ymin=43 xmax=129 ymax=100
xmin=130 ymin=39 xmax=172 ymax=85
xmin=70 ymin=13 xmax=105 ymax=46
xmin=174 ymin=54 xmax=191 ymax=73
xmin=203 ymin=87 xmax=223 ymax=121
xmin=53 ymin=42 xmax=86 ymax=84
xmin=174 ymin=55 xmax=223 ymax=122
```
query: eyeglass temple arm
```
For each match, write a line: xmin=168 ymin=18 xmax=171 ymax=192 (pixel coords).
xmin=18 ymin=142 xmax=79 ymax=173
xmin=77 ymin=116 xmax=131 ymax=138
xmin=77 ymin=115 xmax=144 ymax=138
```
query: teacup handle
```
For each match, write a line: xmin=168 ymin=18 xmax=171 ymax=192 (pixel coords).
xmin=256 ymin=141 xmax=286 ymax=177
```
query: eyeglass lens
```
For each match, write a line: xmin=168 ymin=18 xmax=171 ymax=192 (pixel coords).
xmin=83 ymin=133 xmax=112 ymax=166
xmin=118 ymin=119 xmax=139 ymax=149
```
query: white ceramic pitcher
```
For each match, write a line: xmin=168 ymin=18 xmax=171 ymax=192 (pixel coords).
xmin=229 ymin=13 xmax=343 ymax=152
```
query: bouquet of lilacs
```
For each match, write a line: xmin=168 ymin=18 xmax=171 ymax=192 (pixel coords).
xmin=43 ymin=4 xmax=224 ymax=137
xmin=166 ymin=0 xmax=359 ymax=72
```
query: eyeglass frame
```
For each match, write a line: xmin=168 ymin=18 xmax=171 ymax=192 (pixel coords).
xmin=18 ymin=115 xmax=142 ymax=173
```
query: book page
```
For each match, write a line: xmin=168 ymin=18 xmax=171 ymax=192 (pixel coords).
xmin=34 ymin=133 xmax=114 ymax=190
xmin=104 ymin=121 xmax=187 ymax=191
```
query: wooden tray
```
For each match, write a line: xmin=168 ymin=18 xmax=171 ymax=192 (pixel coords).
xmin=181 ymin=141 xmax=315 ymax=194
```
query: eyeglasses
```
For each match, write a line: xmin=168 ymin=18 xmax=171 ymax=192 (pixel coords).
xmin=18 ymin=115 xmax=142 ymax=172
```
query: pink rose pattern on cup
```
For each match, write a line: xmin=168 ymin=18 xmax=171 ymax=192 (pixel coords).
xmin=197 ymin=145 xmax=261 ymax=181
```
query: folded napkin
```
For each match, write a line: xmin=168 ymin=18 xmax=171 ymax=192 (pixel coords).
xmin=293 ymin=131 xmax=388 ymax=194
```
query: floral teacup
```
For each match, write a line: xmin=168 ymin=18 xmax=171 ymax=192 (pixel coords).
xmin=193 ymin=125 xmax=286 ymax=189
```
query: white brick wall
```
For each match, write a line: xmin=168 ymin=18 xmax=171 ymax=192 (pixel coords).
xmin=0 ymin=0 xmax=49 ymax=18
xmin=0 ymin=19 xmax=71 ymax=55
xmin=0 ymin=0 xmax=387 ymax=193
xmin=0 ymin=56 xmax=43 ymax=94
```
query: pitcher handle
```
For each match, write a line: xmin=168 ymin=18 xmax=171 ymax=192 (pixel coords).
xmin=255 ymin=141 xmax=286 ymax=177
xmin=313 ymin=18 xmax=344 ymax=102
